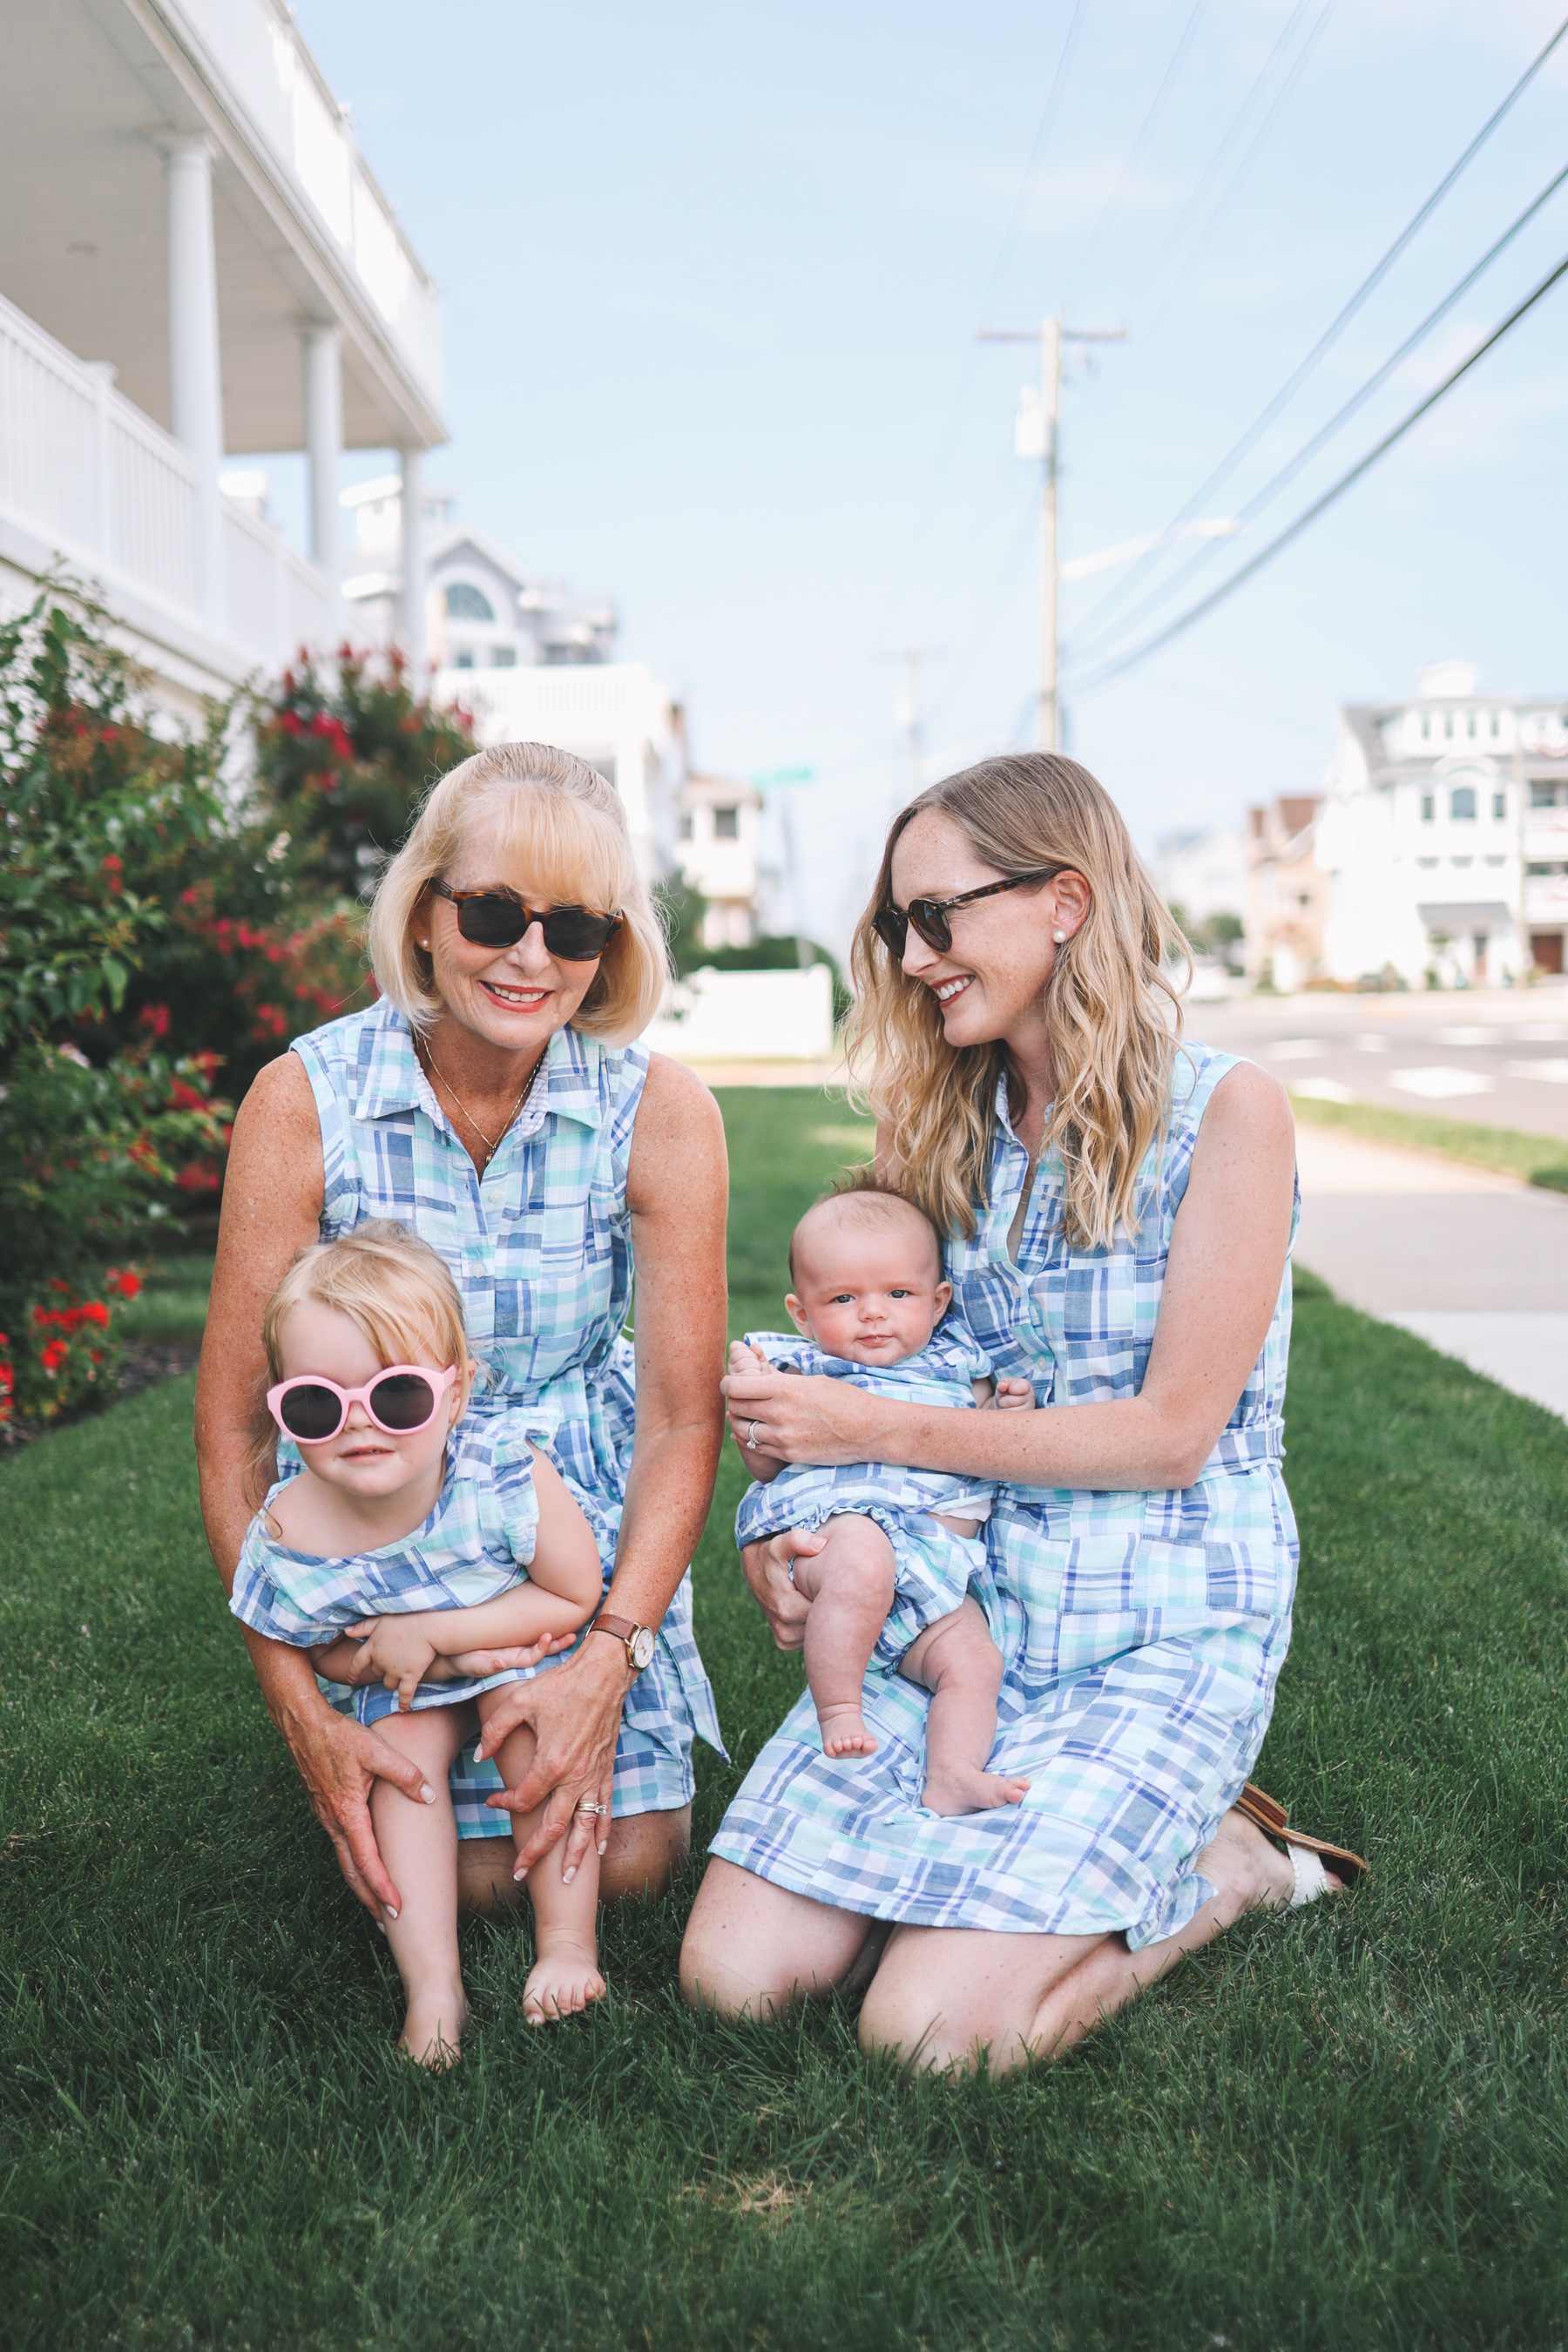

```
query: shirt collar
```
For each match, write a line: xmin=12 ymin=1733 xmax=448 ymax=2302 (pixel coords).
xmin=355 ymin=1000 xmax=609 ymax=1133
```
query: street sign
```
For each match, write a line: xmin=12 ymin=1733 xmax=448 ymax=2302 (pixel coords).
xmin=751 ymin=765 xmax=815 ymax=789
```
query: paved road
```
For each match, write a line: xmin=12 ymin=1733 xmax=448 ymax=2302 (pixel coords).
xmin=1193 ymin=980 xmax=1568 ymax=1145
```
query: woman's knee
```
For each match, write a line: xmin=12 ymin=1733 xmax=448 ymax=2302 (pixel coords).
xmin=599 ymin=1804 xmax=691 ymax=1904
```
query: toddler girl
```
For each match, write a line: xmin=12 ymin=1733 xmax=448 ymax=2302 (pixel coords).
xmin=230 ymin=1220 xmax=605 ymax=2063
xmin=733 ymin=1182 xmax=1036 ymax=1815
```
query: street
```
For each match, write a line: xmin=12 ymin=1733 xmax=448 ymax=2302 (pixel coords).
xmin=1189 ymin=981 xmax=1568 ymax=1141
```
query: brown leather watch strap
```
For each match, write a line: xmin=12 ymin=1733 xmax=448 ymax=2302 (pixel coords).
xmin=591 ymin=1613 xmax=637 ymax=1645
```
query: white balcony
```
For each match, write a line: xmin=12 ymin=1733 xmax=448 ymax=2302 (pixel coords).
xmin=1525 ymin=874 xmax=1568 ymax=922
xmin=0 ymin=288 xmax=328 ymax=685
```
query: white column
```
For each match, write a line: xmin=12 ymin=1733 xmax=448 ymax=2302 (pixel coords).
xmin=163 ymin=135 xmax=226 ymax=631
xmin=398 ymin=445 xmax=425 ymax=675
xmin=302 ymin=325 xmax=342 ymax=633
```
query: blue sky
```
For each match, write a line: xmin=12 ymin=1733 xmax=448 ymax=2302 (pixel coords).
xmin=292 ymin=0 xmax=1568 ymax=944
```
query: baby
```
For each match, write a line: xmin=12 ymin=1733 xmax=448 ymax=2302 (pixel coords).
xmin=230 ymin=1219 xmax=606 ymax=2064
xmin=733 ymin=1183 xmax=1035 ymax=1815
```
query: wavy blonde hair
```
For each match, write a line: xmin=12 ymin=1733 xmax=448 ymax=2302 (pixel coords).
xmin=847 ymin=754 xmax=1186 ymax=1252
xmin=367 ymin=741 xmax=668 ymax=1044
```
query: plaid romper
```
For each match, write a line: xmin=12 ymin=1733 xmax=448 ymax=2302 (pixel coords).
xmin=292 ymin=1002 xmax=725 ymax=1835
xmin=711 ymin=1043 xmax=1300 ymax=1950
xmin=230 ymin=1407 xmax=558 ymax=1726
xmin=733 ymin=1326 xmax=997 ymax=1669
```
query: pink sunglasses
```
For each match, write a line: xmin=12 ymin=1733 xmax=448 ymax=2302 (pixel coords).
xmin=266 ymin=1363 xmax=460 ymax=1444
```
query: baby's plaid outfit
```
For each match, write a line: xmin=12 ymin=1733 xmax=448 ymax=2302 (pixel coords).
xmin=231 ymin=1408 xmax=555 ymax=1724
xmin=289 ymin=1002 xmax=725 ymax=1835
xmin=712 ymin=1043 xmax=1300 ymax=1950
xmin=733 ymin=1324 xmax=996 ymax=1668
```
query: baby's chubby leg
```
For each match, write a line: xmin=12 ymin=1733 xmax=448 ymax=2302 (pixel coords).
xmin=476 ymin=1686 xmax=605 ymax=2025
xmin=368 ymin=1703 xmax=472 ymax=2064
xmin=900 ymin=1595 xmax=1031 ymax=1816
xmin=789 ymin=1514 xmax=896 ymax=1758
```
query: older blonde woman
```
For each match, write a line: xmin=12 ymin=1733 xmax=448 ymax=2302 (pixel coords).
xmin=683 ymin=752 xmax=1364 ymax=2072
xmin=197 ymin=743 xmax=728 ymax=1936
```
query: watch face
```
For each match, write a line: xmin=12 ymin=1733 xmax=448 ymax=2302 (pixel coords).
xmin=629 ymin=1626 xmax=656 ymax=1671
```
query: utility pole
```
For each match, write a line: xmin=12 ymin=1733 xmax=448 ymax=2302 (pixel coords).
xmin=979 ymin=315 xmax=1125 ymax=752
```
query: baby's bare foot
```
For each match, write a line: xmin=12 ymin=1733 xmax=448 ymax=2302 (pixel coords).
xmin=523 ymin=1932 xmax=606 ymax=2026
xmin=399 ymin=1979 xmax=469 ymax=2067
xmin=922 ymin=1765 xmax=1031 ymax=1816
xmin=817 ymin=1704 xmax=878 ymax=1758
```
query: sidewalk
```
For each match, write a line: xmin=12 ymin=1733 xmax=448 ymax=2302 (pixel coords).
xmin=1293 ymin=1123 xmax=1568 ymax=1420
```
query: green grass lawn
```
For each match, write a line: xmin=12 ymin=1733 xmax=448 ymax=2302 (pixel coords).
xmin=3 ymin=1089 xmax=1566 ymax=2349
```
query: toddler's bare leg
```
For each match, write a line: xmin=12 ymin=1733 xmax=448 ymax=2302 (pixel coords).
xmin=789 ymin=1514 xmax=896 ymax=1757
xmin=369 ymin=1705 xmax=472 ymax=2064
xmin=900 ymin=1596 xmax=1031 ymax=1815
xmin=476 ymin=1689 xmax=605 ymax=2025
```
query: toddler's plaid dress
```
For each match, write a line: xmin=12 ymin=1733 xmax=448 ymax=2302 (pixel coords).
xmin=711 ymin=1043 xmax=1299 ymax=1950
xmin=290 ymin=1001 xmax=726 ymax=1835
xmin=230 ymin=1407 xmax=556 ymax=1725
xmin=733 ymin=1324 xmax=997 ymax=1668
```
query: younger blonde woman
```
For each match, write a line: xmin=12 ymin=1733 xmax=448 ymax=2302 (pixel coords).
xmin=686 ymin=751 xmax=1366 ymax=2073
xmin=231 ymin=1221 xmax=605 ymax=2060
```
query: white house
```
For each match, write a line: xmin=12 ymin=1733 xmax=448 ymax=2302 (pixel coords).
xmin=0 ymin=0 xmax=444 ymax=713
xmin=676 ymin=771 xmax=765 ymax=947
xmin=340 ymin=479 xmax=617 ymax=672
xmin=1318 ymin=662 xmax=1568 ymax=986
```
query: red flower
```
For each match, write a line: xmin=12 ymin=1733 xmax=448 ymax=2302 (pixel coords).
xmin=40 ymin=1341 xmax=67 ymax=1375
xmin=168 ymin=1080 xmax=206 ymax=1112
xmin=138 ymin=1003 xmax=172 ymax=1039
xmin=106 ymin=1267 xmax=143 ymax=1300
xmin=78 ymin=1301 xmax=111 ymax=1328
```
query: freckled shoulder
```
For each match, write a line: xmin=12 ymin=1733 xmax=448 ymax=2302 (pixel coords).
xmin=625 ymin=1051 xmax=727 ymax=1216
xmin=226 ymin=1050 xmax=324 ymax=1215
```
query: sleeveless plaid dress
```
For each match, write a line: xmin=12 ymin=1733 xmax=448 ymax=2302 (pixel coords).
xmin=710 ymin=1044 xmax=1297 ymax=1950
xmin=292 ymin=1001 xmax=725 ymax=1836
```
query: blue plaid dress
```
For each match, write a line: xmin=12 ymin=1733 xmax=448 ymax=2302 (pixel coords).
xmin=292 ymin=1001 xmax=725 ymax=1835
xmin=734 ymin=1326 xmax=996 ymax=1669
xmin=711 ymin=1043 xmax=1298 ymax=1950
xmin=231 ymin=1408 xmax=559 ymax=1725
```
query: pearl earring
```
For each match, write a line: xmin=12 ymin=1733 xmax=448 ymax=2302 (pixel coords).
xmin=1053 ymin=929 xmax=1067 ymax=943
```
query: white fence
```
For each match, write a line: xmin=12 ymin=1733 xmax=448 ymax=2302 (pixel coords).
xmin=645 ymin=965 xmax=837 ymax=1063
xmin=0 ymin=287 xmax=329 ymax=680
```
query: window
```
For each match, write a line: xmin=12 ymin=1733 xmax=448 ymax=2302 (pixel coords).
xmin=1421 ymin=715 xmax=1430 ymax=740
xmin=1490 ymin=712 xmax=1501 ymax=738
xmin=453 ymin=648 xmax=475 ymax=670
xmin=678 ymin=810 xmax=694 ymax=841
xmin=1492 ymin=791 xmax=1507 ymax=820
xmin=490 ymin=645 xmax=517 ymax=667
xmin=1444 ymin=714 xmax=1454 ymax=740
xmin=1531 ymin=781 xmax=1558 ymax=808
xmin=713 ymin=805 xmax=740 ymax=839
xmin=1467 ymin=713 xmax=1477 ymax=738
xmin=443 ymin=582 xmax=495 ymax=622
xmin=1450 ymin=785 xmax=1477 ymax=820
xmin=1416 ymin=855 xmax=1439 ymax=868
xmin=1420 ymin=793 xmax=1435 ymax=821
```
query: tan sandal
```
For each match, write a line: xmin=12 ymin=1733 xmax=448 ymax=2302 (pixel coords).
xmin=1234 ymin=1781 xmax=1369 ymax=1899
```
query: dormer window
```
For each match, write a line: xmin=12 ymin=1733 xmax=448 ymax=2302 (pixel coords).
xmin=444 ymin=582 xmax=495 ymax=622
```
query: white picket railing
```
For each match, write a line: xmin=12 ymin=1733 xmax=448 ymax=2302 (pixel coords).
xmin=0 ymin=287 xmax=328 ymax=680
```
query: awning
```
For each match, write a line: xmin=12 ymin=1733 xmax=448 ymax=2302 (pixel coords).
xmin=1416 ymin=901 xmax=1511 ymax=931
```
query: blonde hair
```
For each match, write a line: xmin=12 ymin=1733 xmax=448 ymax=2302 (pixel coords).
xmin=788 ymin=1175 xmax=943 ymax=1288
xmin=847 ymin=754 xmax=1186 ymax=1254
xmin=367 ymin=741 xmax=669 ymax=1043
xmin=248 ymin=1220 xmax=469 ymax=1500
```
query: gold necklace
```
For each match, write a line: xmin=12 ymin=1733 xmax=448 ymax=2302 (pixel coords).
xmin=421 ymin=1044 xmax=544 ymax=1156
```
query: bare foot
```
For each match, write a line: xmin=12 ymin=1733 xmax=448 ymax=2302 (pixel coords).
xmin=922 ymin=1764 xmax=1031 ymax=1815
xmin=399 ymin=1978 xmax=469 ymax=2067
xmin=1213 ymin=1809 xmax=1345 ymax=1912
xmin=817 ymin=1704 xmax=878 ymax=1757
xmin=523 ymin=1931 xmax=606 ymax=2026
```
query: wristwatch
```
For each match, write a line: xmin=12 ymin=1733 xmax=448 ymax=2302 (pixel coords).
xmin=590 ymin=1612 xmax=656 ymax=1673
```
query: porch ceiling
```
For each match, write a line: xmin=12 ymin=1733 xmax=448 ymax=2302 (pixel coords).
xmin=0 ymin=0 xmax=442 ymax=455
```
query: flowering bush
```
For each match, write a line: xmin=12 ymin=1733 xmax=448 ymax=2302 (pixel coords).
xmin=0 ymin=1043 xmax=229 ymax=1421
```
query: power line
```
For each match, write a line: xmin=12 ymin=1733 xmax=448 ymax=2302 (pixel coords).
xmin=1065 ymin=243 xmax=1568 ymax=695
xmin=1060 ymin=0 xmax=1208 ymax=312
xmin=1071 ymin=152 xmax=1568 ymax=664
xmin=1073 ymin=7 xmax=1568 ymax=645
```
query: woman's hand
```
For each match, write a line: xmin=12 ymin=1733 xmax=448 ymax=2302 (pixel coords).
xmin=281 ymin=1686 xmax=441 ymax=1920
xmin=473 ymin=1636 xmax=630 ymax=1885
xmin=721 ymin=1351 xmax=879 ymax=1469
xmin=740 ymin=1530 xmax=824 ymax=1652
